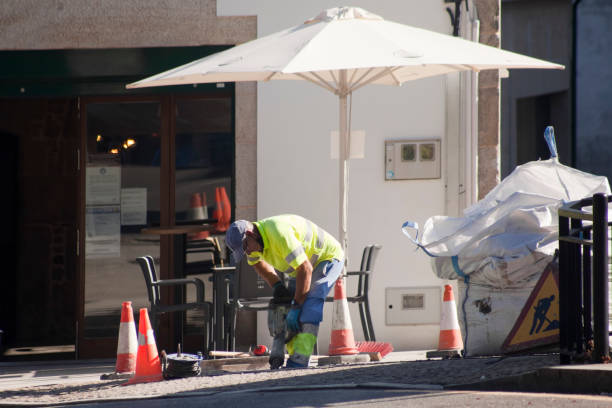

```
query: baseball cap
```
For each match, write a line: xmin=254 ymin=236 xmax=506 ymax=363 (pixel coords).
xmin=225 ymin=220 xmax=250 ymax=264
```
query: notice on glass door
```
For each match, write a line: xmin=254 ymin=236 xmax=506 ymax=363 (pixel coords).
xmin=121 ymin=188 xmax=147 ymax=225
xmin=85 ymin=205 xmax=120 ymax=258
xmin=86 ymin=166 xmax=121 ymax=206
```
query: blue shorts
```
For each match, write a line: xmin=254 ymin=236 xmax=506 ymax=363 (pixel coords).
xmin=288 ymin=259 xmax=343 ymax=325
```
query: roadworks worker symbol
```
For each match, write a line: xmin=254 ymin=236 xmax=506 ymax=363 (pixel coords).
xmin=502 ymin=262 xmax=559 ymax=353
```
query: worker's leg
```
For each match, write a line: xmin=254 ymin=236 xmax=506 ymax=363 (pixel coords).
xmin=286 ymin=259 xmax=343 ymax=367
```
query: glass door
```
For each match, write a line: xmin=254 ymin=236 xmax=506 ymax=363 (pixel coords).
xmin=174 ymin=96 xmax=234 ymax=341
xmin=78 ymin=92 xmax=235 ymax=357
xmin=79 ymin=97 xmax=164 ymax=357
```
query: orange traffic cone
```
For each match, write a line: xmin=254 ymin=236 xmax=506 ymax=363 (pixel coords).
xmin=219 ymin=187 xmax=231 ymax=231
xmin=328 ymin=276 xmax=359 ymax=355
xmin=213 ymin=187 xmax=225 ymax=232
xmin=201 ymin=192 xmax=209 ymax=219
xmin=188 ymin=192 xmax=209 ymax=240
xmin=437 ymin=284 xmax=463 ymax=351
xmin=115 ymin=301 xmax=138 ymax=374
xmin=124 ymin=308 xmax=163 ymax=385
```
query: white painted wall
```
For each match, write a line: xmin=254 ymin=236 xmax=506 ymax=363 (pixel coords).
xmin=219 ymin=0 xmax=464 ymax=352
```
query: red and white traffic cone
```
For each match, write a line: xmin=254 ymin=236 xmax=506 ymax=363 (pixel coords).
xmin=436 ymin=284 xmax=463 ymax=352
xmin=328 ymin=276 xmax=359 ymax=355
xmin=124 ymin=308 xmax=164 ymax=385
xmin=115 ymin=301 xmax=138 ymax=374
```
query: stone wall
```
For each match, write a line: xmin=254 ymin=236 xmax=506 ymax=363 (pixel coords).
xmin=474 ymin=0 xmax=501 ymax=198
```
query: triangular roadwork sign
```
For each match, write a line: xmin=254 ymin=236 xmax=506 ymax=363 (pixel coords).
xmin=502 ymin=262 xmax=559 ymax=353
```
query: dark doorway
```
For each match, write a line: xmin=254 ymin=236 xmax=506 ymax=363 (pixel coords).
xmin=0 ymin=98 xmax=80 ymax=360
xmin=515 ymin=91 xmax=570 ymax=165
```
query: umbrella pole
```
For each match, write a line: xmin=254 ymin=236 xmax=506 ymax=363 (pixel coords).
xmin=338 ymin=70 xmax=349 ymax=261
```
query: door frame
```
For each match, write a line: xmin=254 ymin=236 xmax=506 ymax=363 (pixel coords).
xmin=76 ymin=91 xmax=234 ymax=358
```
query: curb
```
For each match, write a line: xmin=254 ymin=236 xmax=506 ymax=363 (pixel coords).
xmin=446 ymin=366 xmax=612 ymax=395
xmin=0 ymin=382 xmax=443 ymax=407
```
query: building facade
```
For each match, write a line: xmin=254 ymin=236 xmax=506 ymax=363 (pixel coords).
xmin=0 ymin=0 xmax=538 ymax=359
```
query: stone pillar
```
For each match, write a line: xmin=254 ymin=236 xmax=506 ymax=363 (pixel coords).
xmin=474 ymin=0 xmax=501 ymax=199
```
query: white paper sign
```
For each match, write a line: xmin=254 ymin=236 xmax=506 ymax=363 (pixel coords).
xmin=85 ymin=205 xmax=121 ymax=258
xmin=86 ymin=167 xmax=121 ymax=205
xmin=121 ymin=188 xmax=147 ymax=226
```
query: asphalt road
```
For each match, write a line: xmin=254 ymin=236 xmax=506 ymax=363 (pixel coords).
xmin=65 ymin=388 xmax=612 ymax=408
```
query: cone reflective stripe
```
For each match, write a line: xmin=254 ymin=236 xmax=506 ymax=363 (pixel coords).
xmin=187 ymin=193 xmax=205 ymax=220
xmin=437 ymin=284 xmax=463 ymax=351
xmin=115 ymin=301 xmax=138 ymax=374
xmin=328 ymin=276 xmax=359 ymax=355
xmin=124 ymin=308 xmax=163 ymax=385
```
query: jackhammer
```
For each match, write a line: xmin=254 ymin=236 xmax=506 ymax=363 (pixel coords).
xmin=267 ymin=299 xmax=297 ymax=369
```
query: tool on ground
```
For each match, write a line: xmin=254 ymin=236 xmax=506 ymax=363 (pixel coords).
xmin=252 ymin=345 xmax=269 ymax=356
xmin=355 ymin=341 xmax=393 ymax=358
xmin=161 ymin=348 xmax=203 ymax=379
xmin=268 ymin=300 xmax=291 ymax=369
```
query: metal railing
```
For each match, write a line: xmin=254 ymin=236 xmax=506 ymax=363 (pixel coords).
xmin=558 ymin=192 xmax=610 ymax=364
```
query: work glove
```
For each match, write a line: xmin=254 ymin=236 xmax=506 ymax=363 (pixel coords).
xmin=286 ymin=301 xmax=302 ymax=332
xmin=272 ymin=281 xmax=292 ymax=304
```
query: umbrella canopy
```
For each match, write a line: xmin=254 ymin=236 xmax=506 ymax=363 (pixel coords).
xmin=127 ymin=6 xmax=564 ymax=254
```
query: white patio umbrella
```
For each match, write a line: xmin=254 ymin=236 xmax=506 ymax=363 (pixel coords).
xmin=127 ymin=6 xmax=564 ymax=255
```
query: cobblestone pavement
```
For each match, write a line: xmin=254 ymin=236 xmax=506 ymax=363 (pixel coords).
xmin=0 ymin=354 xmax=560 ymax=406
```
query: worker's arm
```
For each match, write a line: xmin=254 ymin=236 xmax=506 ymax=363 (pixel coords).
xmin=252 ymin=260 xmax=282 ymax=288
xmin=293 ymin=260 xmax=313 ymax=305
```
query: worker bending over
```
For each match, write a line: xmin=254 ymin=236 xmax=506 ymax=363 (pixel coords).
xmin=226 ymin=214 xmax=344 ymax=368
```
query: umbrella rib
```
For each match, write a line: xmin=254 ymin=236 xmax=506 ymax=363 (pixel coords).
xmin=310 ymin=71 xmax=340 ymax=93
xmin=264 ymin=72 xmax=278 ymax=81
xmin=351 ymin=68 xmax=375 ymax=89
xmin=350 ymin=67 xmax=402 ymax=93
xmin=329 ymin=70 xmax=339 ymax=89
xmin=295 ymin=72 xmax=338 ymax=94
xmin=348 ymin=68 xmax=359 ymax=85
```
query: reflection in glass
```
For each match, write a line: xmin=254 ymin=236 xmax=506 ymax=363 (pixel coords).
xmin=174 ymin=98 xmax=234 ymax=334
xmin=84 ymin=101 xmax=161 ymax=338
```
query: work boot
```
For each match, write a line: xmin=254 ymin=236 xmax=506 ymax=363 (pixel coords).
xmin=269 ymin=355 xmax=284 ymax=369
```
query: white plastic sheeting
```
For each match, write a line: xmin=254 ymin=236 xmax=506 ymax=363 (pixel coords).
xmin=403 ymin=154 xmax=610 ymax=356
xmin=403 ymin=158 xmax=610 ymax=287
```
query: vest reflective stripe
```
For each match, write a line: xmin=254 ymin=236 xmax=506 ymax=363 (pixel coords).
xmin=304 ymin=221 xmax=313 ymax=244
xmin=281 ymin=266 xmax=295 ymax=274
xmin=310 ymin=254 xmax=320 ymax=267
xmin=247 ymin=255 xmax=259 ymax=263
xmin=301 ymin=323 xmax=319 ymax=336
xmin=285 ymin=246 xmax=305 ymax=265
xmin=288 ymin=351 xmax=310 ymax=367
xmin=315 ymin=224 xmax=325 ymax=249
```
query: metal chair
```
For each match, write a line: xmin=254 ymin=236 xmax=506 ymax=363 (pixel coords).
xmin=183 ymin=236 xmax=222 ymax=275
xmin=326 ymin=244 xmax=381 ymax=341
xmin=225 ymin=257 xmax=274 ymax=351
xmin=136 ymin=255 xmax=213 ymax=352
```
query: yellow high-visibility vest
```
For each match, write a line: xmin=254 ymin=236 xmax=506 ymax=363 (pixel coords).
xmin=247 ymin=214 xmax=344 ymax=277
